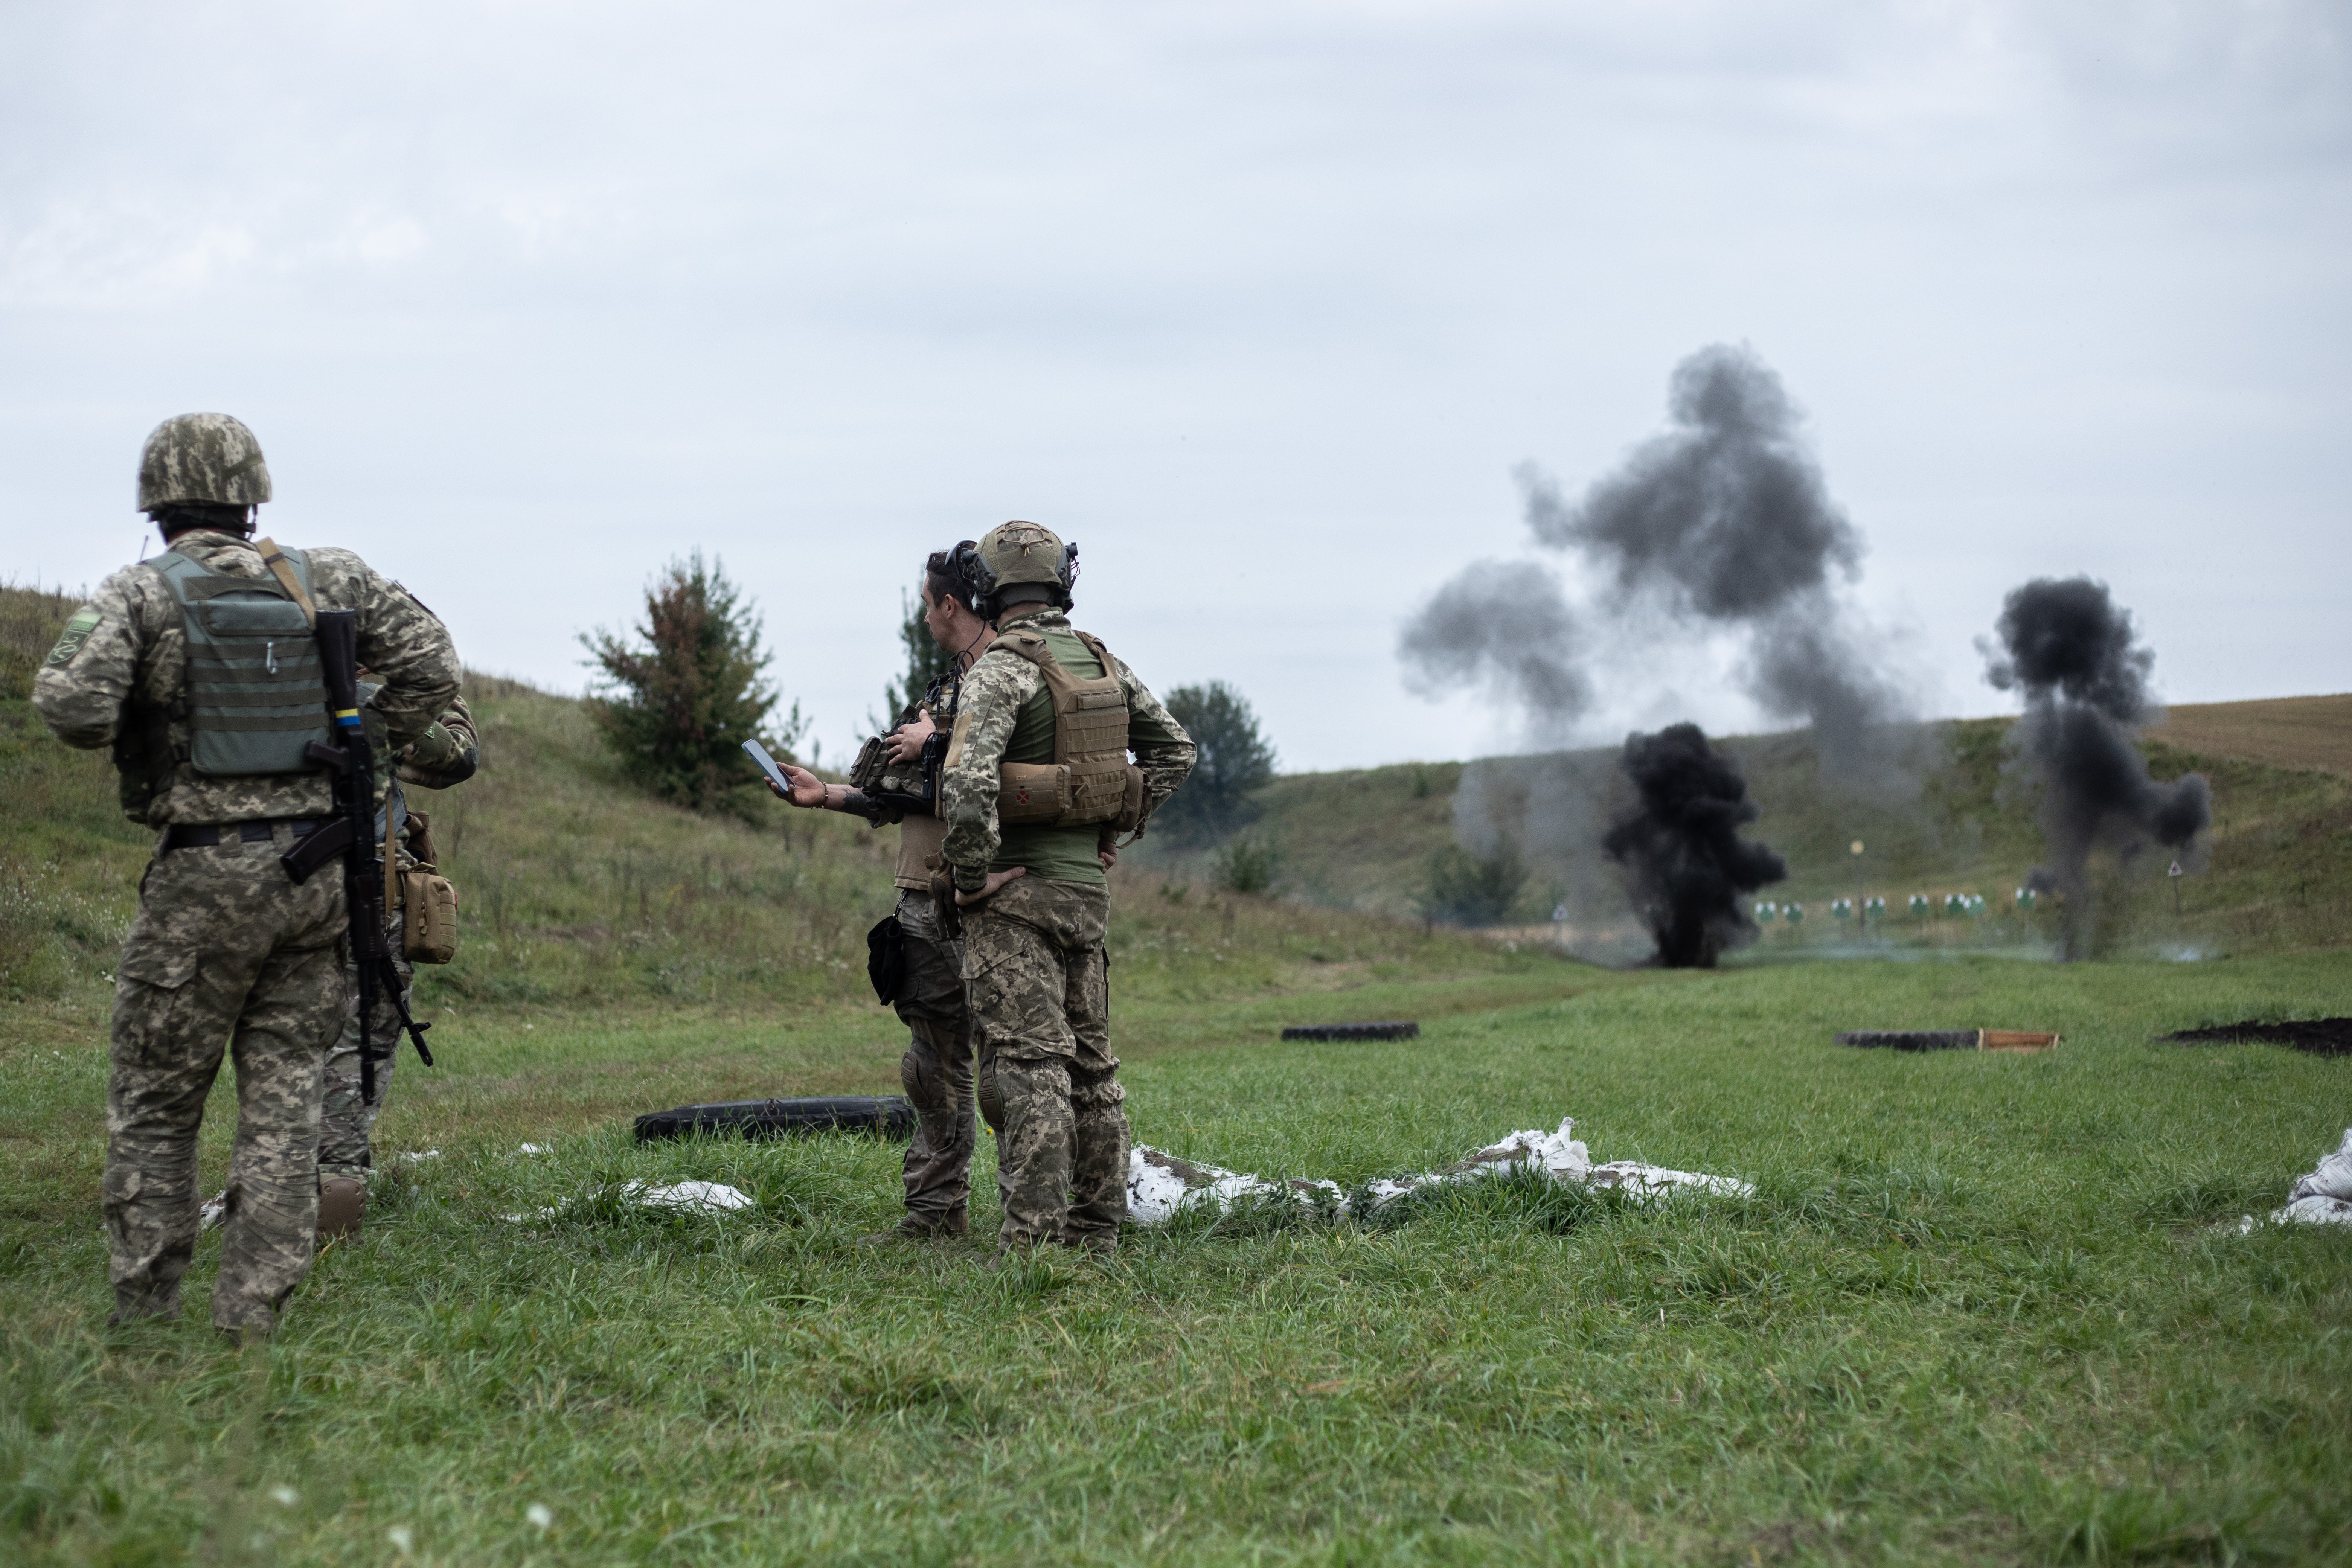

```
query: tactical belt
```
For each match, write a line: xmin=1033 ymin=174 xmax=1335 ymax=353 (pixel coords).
xmin=162 ymin=819 xmax=326 ymax=852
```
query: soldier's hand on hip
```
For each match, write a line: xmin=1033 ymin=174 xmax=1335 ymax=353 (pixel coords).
xmin=956 ymin=866 xmax=1027 ymax=906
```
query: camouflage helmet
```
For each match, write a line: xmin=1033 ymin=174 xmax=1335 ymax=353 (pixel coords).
xmin=136 ymin=413 xmax=273 ymax=512
xmin=968 ymin=520 xmax=1078 ymax=611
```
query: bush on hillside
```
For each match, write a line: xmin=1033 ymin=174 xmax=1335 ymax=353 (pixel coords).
xmin=1422 ymin=841 xmax=1529 ymax=927
xmin=581 ymin=553 xmax=806 ymax=819
xmin=1158 ymin=681 xmax=1277 ymax=845
xmin=1212 ymin=831 xmax=1283 ymax=896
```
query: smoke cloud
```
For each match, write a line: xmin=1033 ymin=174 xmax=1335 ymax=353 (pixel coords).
xmin=1402 ymin=344 xmax=1906 ymax=768
xmin=1602 ymin=723 xmax=1788 ymax=968
xmin=1982 ymin=576 xmax=2211 ymax=959
xmin=1397 ymin=559 xmax=1588 ymax=727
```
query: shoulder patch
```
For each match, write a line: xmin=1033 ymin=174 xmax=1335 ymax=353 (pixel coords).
xmin=44 ymin=609 xmax=102 ymax=666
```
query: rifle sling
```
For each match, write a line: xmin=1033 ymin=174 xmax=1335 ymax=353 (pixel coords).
xmin=253 ymin=537 xmax=319 ymax=629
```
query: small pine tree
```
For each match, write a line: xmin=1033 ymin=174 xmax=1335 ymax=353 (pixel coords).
xmin=1158 ymin=681 xmax=1278 ymax=845
xmin=876 ymin=588 xmax=956 ymax=729
xmin=581 ymin=552 xmax=806 ymax=819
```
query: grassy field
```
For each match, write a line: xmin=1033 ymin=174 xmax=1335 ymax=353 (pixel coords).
xmin=4 ymin=954 xmax=2350 ymax=1565
xmin=7 ymin=582 xmax=2352 ymax=1564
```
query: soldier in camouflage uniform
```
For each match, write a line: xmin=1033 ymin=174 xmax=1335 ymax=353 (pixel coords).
xmin=312 ymin=690 xmax=478 ymax=1239
xmin=767 ymin=553 xmax=992 ymax=1239
xmin=32 ymin=413 xmax=463 ymax=1337
xmin=937 ymin=523 xmax=1194 ymax=1253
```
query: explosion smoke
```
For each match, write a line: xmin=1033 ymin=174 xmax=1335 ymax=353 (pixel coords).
xmin=1402 ymin=344 xmax=1905 ymax=767
xmin=1982 ymin=577 xmax=2210 ymax=960
xmin=1396 ymin=560 xmax=1587 ymax=728
xmin=1602 ymin=723 xmax=1787 ymax=968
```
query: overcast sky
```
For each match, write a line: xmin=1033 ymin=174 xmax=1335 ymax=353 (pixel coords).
xmin=4 ymin=0 xmax=2346 ymax=771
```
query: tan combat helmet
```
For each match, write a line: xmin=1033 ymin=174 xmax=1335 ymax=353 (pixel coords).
xmin=968 ymin=520 xmax=1077 ymax=614
xmin=137 ymin=413 xmax=273 ymax=512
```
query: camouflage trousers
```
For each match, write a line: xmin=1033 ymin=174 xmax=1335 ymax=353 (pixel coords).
xmin=960 ymin=876 xmax=1127 ymax=1250
xmin=106 ymin=825 xmax=345 ymax=1332
xmin=317 ymin=906 xmax=414 ymax=1180
xmin=891 ymin=891 xmax=977 ymax=1230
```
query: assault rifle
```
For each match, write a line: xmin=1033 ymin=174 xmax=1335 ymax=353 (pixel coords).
xmin=280 ymin=609 xmax=434 ymax=1104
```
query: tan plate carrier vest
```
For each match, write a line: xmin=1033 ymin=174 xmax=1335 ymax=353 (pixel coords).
xmin=991 ymin=628 xmax=1146 ymax=831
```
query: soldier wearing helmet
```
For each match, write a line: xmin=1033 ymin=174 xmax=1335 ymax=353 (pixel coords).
xmin=33 ymin=414 xmax=465 ymax=1339
xmin=934 ymin=522 xmax=1195 ymax=1255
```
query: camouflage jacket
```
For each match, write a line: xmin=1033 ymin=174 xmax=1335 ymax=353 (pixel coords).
xmin=939 ymin=607 xmax=1196 ymax=891
xmin=32 ymin=529 xmax=463 ymax=826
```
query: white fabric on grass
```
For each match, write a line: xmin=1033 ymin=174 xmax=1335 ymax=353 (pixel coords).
xmin=2273 ymin=1128 xmax=2352 ymax=1228
xmin=1126 ymin=1117 xmax=1750 ymax=1225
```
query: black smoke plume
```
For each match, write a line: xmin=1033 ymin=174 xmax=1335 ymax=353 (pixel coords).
xmin=1602 ymin=723 xmax=1788 ymax=968
xmin=1983 ymin=577 xmax=2210 ymax=960
xmin=1402 ymin=344 xmax=1905 ymax=768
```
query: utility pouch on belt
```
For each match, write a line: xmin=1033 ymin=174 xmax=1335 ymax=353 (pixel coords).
xmin=396 ymin=813 xmax=458 ymax=964
xmin=989 ymin=628 xmax=1140 ymax=829
xmin=401 ymin=868 xmax=459 ymax=964
xmin=866 ymin=915 xmax=906 ymax=1005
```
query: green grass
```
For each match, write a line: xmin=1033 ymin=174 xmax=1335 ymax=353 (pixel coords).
xmin=5 ymin=953 xmax=2350 ymax=1565
xmin=8 ymin=579 xmax=2352 ymax=1563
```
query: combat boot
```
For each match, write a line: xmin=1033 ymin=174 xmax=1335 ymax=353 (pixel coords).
xmin=854 ymin=1212 xmax=967 ymax=1246
xmin=316 ymin=1175 xmax=366 ymax=1242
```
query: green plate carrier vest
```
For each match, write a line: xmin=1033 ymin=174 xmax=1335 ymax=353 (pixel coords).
xmin=149 ymin=545 xmax=334 ymax=777
xmin=991 ymin=626 xmax=1145 ymax=830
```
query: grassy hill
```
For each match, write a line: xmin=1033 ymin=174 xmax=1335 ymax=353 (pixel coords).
xmin=0 ymin=584 xmax=1539 ymax=1036
xmin=10 ymin=578 xmax=2350 ymax=1012
xmin=1137 ymin=713 xmax=2352 ymax=963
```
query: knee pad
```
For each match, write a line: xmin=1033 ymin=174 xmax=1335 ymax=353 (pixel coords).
xmin=316 ymin=1176 xmax=366 ymax=1242
xmin=975 ymin=1054 xmax=1005 ymax=1136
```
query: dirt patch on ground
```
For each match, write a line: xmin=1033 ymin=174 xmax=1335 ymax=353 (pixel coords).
xmin=2161 ymin=1018 xmax=2352 ymax=1058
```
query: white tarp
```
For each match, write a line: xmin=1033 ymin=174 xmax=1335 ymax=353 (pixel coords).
xmin=1126 ymin=1117 xmax=1750 ymax=1225
xmin=2271 ymin=1127 xmax=2352 ymax=1227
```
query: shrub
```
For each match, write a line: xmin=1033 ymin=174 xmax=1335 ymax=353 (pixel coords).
xmin=1158 ymin=681 xmax=1277 ymax=845
xmin=1421 ymin=841 xmax=1529 ymax=927
xmin=1211 ymin=831 xmax=1283 ymax=896
xmin=581 ymin=553 xmax=806 ymax=819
